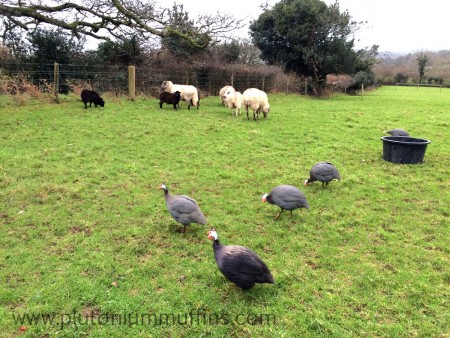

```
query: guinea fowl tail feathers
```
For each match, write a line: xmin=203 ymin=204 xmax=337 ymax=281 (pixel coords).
xmin=259 ymin=272 xmax=275 ymax=284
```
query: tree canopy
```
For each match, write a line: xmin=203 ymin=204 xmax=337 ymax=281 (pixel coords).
xmin=416 ymin=53 xmax=429 ymax=84
xmin=26 ymin=28 xmax=85 ymax=64
xmin=249 ymin=0 xmax=378 ymax=95
xmin=0 ymin=0 xmax=244 ymax=49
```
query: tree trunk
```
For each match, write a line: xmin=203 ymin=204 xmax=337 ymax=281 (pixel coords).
xmin=309 ymin=57 xmax=322 ymax=97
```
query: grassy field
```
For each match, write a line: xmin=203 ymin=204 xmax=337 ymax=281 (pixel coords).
xmin=0 ymin=86 xmax=448 ymax=337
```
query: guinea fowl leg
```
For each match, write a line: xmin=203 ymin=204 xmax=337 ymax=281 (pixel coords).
xmin=274 ymin=209 xmax=285 ymax=219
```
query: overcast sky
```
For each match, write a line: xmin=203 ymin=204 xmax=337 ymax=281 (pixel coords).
xmin=172 ymin=0 xmax=449 ymax=53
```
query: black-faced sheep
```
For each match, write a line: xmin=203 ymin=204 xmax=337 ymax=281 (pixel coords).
xmin=81 ymin=89 xmax=105 ymax=109
xmin=242 ymin=88 xmax=270 ymax=120
xmin=159 ymin=91 xmax=181 ymax=110
xmin=161 ymin=81 xmax=200 ymax=110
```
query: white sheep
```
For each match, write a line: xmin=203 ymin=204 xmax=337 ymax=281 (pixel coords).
xmin=222 ymin=90 xmax=243 ymax=116
xmin=161 ymin=80 xmax=199 ymax=110
xmin=219 ymin=85 xmax=235 ymax=106
xmin=242 ymin=88 xmax=270 ymax=120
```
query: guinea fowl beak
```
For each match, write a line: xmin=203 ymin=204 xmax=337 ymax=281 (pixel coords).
xmin=261 ymin=193 xmax=268 ymax=203
xmin=207 ymin=228 xmax=216 ymax=240
xmin=304 ymin=180 xmax=309 ymax=186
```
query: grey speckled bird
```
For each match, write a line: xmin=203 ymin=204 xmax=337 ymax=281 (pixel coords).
xmin=160 ymin=183 xmax=207 ymax=233
xmin=385 ymin=128 xmax=410 ymax=137
xmin=207 ymin=229 xmax=274 ymax=290
xmin=261 ymin=184 xmax=309 ymax=219
xmin=304 ymin=162 xmax=341 ymax=187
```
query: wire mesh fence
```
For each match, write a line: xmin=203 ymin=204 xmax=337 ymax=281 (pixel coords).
xmin=0 ymin=62 xmax=304 ymax=98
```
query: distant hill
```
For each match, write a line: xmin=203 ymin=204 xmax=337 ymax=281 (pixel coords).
xmin=373 ymin=50 xmax=450 ymax=85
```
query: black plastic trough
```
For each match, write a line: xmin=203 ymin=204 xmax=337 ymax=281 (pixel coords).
xmin=381 ymin=136 xmax=431 ymax=164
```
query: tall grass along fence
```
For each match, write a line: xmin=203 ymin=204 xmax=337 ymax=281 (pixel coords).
xmin=0 ymin=61 xmax=302 ymax=100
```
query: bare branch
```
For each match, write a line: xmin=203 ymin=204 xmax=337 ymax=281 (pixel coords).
xmin=0 ymin=0 xmax=244 ymax=47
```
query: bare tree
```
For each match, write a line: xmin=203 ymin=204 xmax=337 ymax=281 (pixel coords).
xmin=0 ymin=0 xmax=245 ymax=48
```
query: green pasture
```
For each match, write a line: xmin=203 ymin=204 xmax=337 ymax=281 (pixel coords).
xmin=0 ymin=86 xmax=448 ymax=337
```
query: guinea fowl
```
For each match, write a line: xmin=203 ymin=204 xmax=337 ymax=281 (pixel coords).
xmin=160 ymin=183 xmax=207 ymax=233
xmin=304 ymin=162 xmax=341 ymax=186
xmin=262 ymin=184 xmax=309 ymax=219
xmin=207 ymin=229 xmax=274 ymax=290
xmin=385 ymin=128 xmax=410 ymax=137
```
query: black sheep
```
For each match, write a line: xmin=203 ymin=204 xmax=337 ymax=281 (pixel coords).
xmin=81 ymin=89 xmax=105 ymax=109
xmin=159 ymin=91 xmax=181 ymax=110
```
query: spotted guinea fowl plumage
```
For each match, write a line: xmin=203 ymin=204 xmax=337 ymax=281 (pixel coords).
xmin=207 ymin=229 xmax=274 ymax=290
xmin=304 ymin=162 xmax=341 ymax=186
xmin=262 ymin=184 xmax=309 ymax=219
xmin=160 ymin=183 xmax=206 ymax=233
xmin=385 ymin=128 xmax=410 ymax=137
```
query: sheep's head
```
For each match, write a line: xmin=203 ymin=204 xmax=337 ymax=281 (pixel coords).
xmin=222 ymin=90 xmax=230 ymax=100
xmin=161 ymin=80 xmax=172 ymax=92
xmin=262 ymin=104 xmax=270 ymax=117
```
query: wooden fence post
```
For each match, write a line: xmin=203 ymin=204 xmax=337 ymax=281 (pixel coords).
xmin=231 ymin=71 xmax=234 ymax=87
xmin=262 ymin=75 xmax=265 ymax=91
xmin=128 ymin=65 xmax=136 ymax=101
xmin=53 ymin=63 xmax=59 ymax=103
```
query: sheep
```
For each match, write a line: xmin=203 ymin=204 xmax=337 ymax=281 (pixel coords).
xmin=81 ymin=89 xmax=105 ymax=109
xmin=242 ymin=88 xmax=270 ymax=120
xmin=161 ymin=80 xmax=200 ymax=110
xmin=159 ymin=91 xmax=181 ymax=110
xmin=222 ymin=89 xmax=243 ymax=116
xmin=219 ymin=85 xmax=235 ymax=106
